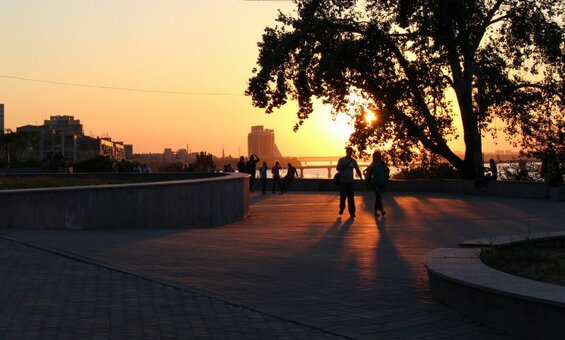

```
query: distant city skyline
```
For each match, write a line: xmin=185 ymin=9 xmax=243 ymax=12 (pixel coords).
xmin=0 ymin=1 xmax=519 ymax=156
xmin=8 ymin=110 xmax=522 ymax=161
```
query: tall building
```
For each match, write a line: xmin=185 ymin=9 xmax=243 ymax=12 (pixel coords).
xmin=247 ymin=125 xmax=282 ymax=159
xmin=16 ymin=115 xmax=126 ymax=163
xmin=163 ymin=148 xmax=175 ymax=163
xmin=124 ymin=144 xmax=133 ymax=160
xmin=44 ymin=115 xmax=83 ymax=135
xmin=0 ymin=104 xmax=4 ymax=134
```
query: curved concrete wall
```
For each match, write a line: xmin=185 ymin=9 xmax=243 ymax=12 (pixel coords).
xmin=0 ymin=173 xmax=249 ymax=229
xmin=426 ymin=241 xmax=565 ymax=339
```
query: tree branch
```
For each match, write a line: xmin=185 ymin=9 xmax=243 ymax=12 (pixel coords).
xmin=472 ymin=0 xmax=507 ymax=53
xmin=513 ymin=83 xmax=565 ymax=102
xmin=488 ymin=15 xmax=510 ymax=26
xmin=365 ymin=27 xmax=452 ymax=150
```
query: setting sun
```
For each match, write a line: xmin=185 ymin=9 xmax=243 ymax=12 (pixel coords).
xmin=365 ymin=110 xmax=377 ymax=125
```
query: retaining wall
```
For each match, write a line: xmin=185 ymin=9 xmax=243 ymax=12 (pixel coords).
xmin=254 ymin=178 xmax=557 ymax=200
xmin=0 ymin=173 xmax=249 ymax=229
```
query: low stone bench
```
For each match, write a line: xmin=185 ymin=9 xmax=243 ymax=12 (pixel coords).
xmin=426 ymin=233 xmax=565 ymax=339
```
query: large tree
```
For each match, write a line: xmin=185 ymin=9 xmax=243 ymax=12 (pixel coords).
xmin=246 ymin=0 xmax=564 ymax=178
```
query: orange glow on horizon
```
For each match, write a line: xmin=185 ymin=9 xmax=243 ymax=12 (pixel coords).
xmin=0 ymin=1 xmax=520 ymax=156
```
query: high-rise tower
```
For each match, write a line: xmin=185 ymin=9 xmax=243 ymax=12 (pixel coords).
xmin=247 ymin=125 xmax=282 ymax=158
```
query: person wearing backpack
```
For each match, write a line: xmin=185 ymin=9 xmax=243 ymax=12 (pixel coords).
xmin=366 ymin=151 xmax=390 ymax=217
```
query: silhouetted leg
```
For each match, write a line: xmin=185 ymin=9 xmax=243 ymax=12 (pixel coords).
xmin=273 ymin=178 xmax=282 ymax=193
xmin=374 ymin=185 xmax=384 ymax=212
xmin=346 ymin=183 xmax=356 ymax=216
xmin=339 ymin=183 xmax=347 ymax=213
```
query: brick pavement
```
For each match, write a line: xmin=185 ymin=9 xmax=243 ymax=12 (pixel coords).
xmin=3 ymin=191 xmax=564 ymax=339
xmin=0 ymin=237 xmax=344 ymax=339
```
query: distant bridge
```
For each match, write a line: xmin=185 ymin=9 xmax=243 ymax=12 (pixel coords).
xmin=294 ymin=159 xmax=371 ymax=179
xmin=296 ymin=156 xmax=342 ymax=164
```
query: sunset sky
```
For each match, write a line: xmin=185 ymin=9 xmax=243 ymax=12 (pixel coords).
xmin=0 ymin=0 xmax=516 ymax=157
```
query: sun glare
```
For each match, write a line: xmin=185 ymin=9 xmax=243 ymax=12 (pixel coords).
xmin=332 ymin=113 xmax=355 ymax=141
xmin=365 ymin=110 xmax=377 ymax=125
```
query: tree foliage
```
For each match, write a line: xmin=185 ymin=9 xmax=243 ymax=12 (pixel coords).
xmin=193 ymin=152 xmax=216 ymax=172
xmin=73 ymin=156 xmax=113 ymax=173
xmin=0 ymin=130 xmax=28 ymax=167
xmin=246 ymin=0 xmax=564 ymax=178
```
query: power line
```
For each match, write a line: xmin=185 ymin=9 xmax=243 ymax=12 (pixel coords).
xmin=0 ymin=74 xmax=245 ymax=97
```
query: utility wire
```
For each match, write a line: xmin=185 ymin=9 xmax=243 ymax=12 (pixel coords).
xmin=0 ymin=74 xmax=244 ymax=97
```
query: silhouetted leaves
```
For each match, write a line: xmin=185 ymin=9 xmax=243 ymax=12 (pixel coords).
xmin=247 ymin=0 xmax=564 ymax=179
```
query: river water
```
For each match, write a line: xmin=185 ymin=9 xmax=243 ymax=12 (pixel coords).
xmin=251 ymin=161 xmax=543 ymax=181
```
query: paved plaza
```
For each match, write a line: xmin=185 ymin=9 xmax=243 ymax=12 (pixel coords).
xmin=1 ymin=191 xmax=564 ymax=339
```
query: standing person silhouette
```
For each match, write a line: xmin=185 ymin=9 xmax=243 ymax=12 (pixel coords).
xmin=487 ymin=158 xmax=498 ymax=180
xmin=336 ymin=146 xmax=363 ymax=218
xmin=366 ymin=151 xmax=390 ymax=217
xmin=282 ymin=162 xmax=298 ymax=193
xmin=237 ymin=156 xmax=246 ymax=173
xmin=259 ymin=161 xmax=269 ymax=194
xmin=245 ymin=154 xmax=260 ymax=192
xmin=271 ymin=160 xmax=283 ymax=194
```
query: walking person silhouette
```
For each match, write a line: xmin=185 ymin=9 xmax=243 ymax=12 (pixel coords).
xmin=365 ymin=151 xmax=390 ymax=217
xmin=336 ymin=146 xmax=363 ymax=218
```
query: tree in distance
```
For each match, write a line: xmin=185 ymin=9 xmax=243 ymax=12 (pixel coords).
xmin=246 ymin=0 xmax=564 ymax=179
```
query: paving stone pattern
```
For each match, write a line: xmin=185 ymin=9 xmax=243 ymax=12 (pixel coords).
xmin=0 ymin=238 xmax=342 ymax=339
xmin=3 ymin=192 xmax=563 ymax=339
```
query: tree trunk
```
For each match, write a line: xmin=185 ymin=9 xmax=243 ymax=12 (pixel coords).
xmin=456 ymin=82 xmax=483 ymax=179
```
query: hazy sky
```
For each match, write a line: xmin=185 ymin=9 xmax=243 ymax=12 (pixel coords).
xmin=0 ymin=0 xmax=515 ymax=157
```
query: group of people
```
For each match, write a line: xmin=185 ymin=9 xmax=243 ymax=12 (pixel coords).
xmin=336 ymin=146 xmax=390 ymax=218
xmin=237 ymin=154 xmax=261 ymax=192
xmin=237 ymin=145 xmax=565 ymax=219
xmin=112 ymin=159 xmax=152 ymax=173
xmin=260 ymin=160 xmax=298 ymax=194
xmin=235 ymin=154 xmax=299 ymax=194
xmin=232 ymin=147 xmax=390 ymax=217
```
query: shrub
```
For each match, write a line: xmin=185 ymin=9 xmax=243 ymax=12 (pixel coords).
xmin=498 ymin=159 xmax=541 ymax=182
xmin=394 ymin=163 xmax=459 ymax=180
xmin=159 ymin=162 xmax=185 ymax=172
xmin=193 ymin=152 xmax=215 ymax=172
xmin=73 ymin=156 xmax=113 ymax=173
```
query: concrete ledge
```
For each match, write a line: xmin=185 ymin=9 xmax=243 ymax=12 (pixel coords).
xmin=550 ymin=186 xmax=565 ymax=202
xmin=253 ymin=178 xmax=551 ymax=199
xmin=460 ymin=231 xmax=565 ymax=248
xmin=426 ymin=237 xmax=565 ymax=339
xmin=387 ymin=179 xmax=549 ymax=199
xmin=0 ymin=173 xmax=249 ymax=229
